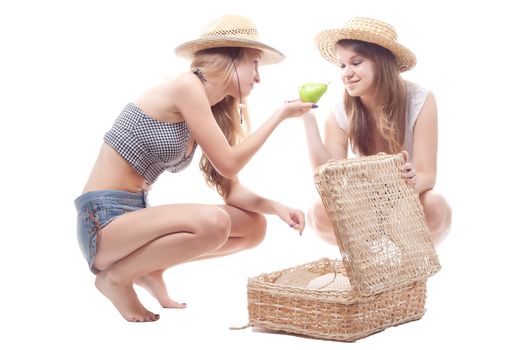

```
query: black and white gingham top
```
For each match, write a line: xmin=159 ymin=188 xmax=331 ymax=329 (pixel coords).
xmin=104 ymin=103 xmax=197 ymax=184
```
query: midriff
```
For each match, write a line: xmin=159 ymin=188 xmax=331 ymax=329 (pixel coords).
xmin=83 ymin=143 xmax=152 ymax=194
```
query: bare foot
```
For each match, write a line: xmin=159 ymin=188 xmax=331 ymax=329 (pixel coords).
xmin=95 ymin=271 xmax=160 ymax=322
xmin=135 ymin=271 xmax=186 ymax=309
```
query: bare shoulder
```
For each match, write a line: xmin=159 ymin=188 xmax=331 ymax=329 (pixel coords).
xmin=420 ymin=90 xmax=437 ymax=117
xmin=325 ymin=110 xmax=340 ymax=127
xmin=173 ymin=71 xmax=202 ymax=86
xmin=325 ymin=110 xmax=347 ymax=137
xmin=164 ymin=72 xmax=205 ymax=96
xmin=324 ymin=110 xmax=349 ymax=159
xmin=424 ymin=90 xmax=436 ymax=105
xmin=143 ymin=72 xmax=205 ymax=102
xmin=414 ymin=90 xmax=438 ymax=133
xmin=133 ymin=72 xmax=207 ymax=122
xmin=157 ymin=72 xmax=208 ymax=113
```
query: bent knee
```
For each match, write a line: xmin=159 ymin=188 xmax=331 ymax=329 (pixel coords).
xmin=200 ymin=207 xmax=231 ymax=245
xmin=308 ymin=201 xmax=337 ymax=245
xmin=420 ymin=192 xmax=452 ymax=246
xmin=317 ymin=229 xmax=338 ymax=245
xmin=308 ymin=201 xmax=332 ymax=232
xmin=421 ymin=191 xmax=452 ymax=223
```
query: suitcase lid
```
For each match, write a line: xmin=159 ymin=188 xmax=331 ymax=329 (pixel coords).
xmin=314 ymin=153 xmax=440 ymax=296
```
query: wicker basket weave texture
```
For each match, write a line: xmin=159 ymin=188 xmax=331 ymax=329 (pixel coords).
xmin=247 ymin=258 xmax=426 ymax=342
xmin=246 ymin=153 xmax=439 ymax=341
xmin=314 ymin=153 xmax=441 ymax=295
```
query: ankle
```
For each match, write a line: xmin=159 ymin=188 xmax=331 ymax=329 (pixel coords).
xmin=98 ymin=269 xmax=134 ymax=287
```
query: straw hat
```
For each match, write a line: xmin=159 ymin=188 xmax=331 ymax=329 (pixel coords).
xmin=315 ymin=17 xmax=416 ymax=72
xmin=175 ymin=15 xmax=285 ymax=65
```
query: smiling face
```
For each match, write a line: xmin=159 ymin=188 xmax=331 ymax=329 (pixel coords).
xmin=335 ymin=42 xmax=376 ymax=99
xmin=229 ymin=48 xmax=262 ymax=99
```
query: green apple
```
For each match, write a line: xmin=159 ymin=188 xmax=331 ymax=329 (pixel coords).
xmin=298 ymin=82 xmax=328 ymax=103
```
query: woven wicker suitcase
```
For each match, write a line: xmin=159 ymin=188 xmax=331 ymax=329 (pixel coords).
xmin=247 ymin=153 xmax=440 ymax=341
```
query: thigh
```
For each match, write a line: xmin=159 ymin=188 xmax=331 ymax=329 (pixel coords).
xmin=217 ymin=204 xmax=263 ymax=237
xmin=96 ymin=203 xmax=228 ymax=269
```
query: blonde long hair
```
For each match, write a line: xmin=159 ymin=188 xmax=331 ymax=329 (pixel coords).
xmin=190 ymin=47 xmax=251 ymax=197
xmin=339 ymin=40 xmax=406 ymax=155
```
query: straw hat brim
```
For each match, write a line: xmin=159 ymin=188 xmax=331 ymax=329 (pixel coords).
xmin=315 ymin=28 xmax=416 ymax=72
xmin=175 ymin=37 xmax=285 ymax=65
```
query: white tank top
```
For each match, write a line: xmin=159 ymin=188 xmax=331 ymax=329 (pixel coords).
xmin=332 ymin=81 xmax=429 ymax=160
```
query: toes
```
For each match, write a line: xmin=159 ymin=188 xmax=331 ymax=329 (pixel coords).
xmin=128 ymin=316 xmax=140 ymax=322
xmin=146 ymin=314 xmax=160 ymax=322
xmin=161 ymin=300 xmax=187 ymax=309
xmin=126 ymin=311 xmax=160 ymax=322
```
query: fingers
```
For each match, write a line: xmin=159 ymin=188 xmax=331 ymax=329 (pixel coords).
xmin=280 ymin=101 xmax=318 ymax=120
xmin=402 ymin=169 xmax=416 ymax=179
xmin=401 ymin=150 xmax=409 ymax=162
xmin=402 ymin=169 xmax=417 ymax=187
xmin=401 ymin=160 xmax=417 ymax=187
xmin=404 ymin=174 xmax=417 ymax=187
xmin=401 ymin=161 xmax=413 ymax=172
xmin=297 ymin=103 xmax=318 ymax=111
xmin=288 ymin=211 xmax=305 ymax=236
xmin=401 ymin=163 xmax=416 ymax=177
xmin=284 ymin=100 xmax=318 ymax=110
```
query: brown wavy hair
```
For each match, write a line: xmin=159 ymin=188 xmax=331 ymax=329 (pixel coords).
xmin=190 ymin=47 xmax=252 ymax=197
xmin=339 ymin=39 xmax=406 ymax=155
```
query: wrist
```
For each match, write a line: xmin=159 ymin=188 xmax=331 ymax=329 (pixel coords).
xmin=268 ymin=200 xmax=285 ymax=215
xmin=273 ymin=106 xmax=286 ymax=123
xmin=302 ymin=112 xmax=316 ymax=123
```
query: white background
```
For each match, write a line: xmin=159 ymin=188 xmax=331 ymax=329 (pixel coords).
xmin=1 ymin=0 xmax=524 ymax=348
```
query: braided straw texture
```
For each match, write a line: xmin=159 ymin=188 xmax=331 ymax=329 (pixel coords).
xmin=200 ymin=15 xmax=258 ymax=38
xmin=314 ymin=153 xmax=440 ymax=295
xmin=314 ymin=17 xmax=416 ymax=72
xmin=201 ymin=28 xmax=258 ymax=40
xmin=174 ymin=15 xmax=284 ymax=65
xmin=247 ymin=258 xmax=426 ymax=342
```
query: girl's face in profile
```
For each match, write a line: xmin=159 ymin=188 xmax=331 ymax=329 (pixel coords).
xmin=232 ymin=49 xmax=262 ymax=99
xmin=335 ymin=44 xmax=376 ymax=98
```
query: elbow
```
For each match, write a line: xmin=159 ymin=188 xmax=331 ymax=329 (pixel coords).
xmin=426 ymin=171 xmax=437 ymax=189
xmin=215 ymin=162 xmax=238 ymax=179
xmin=425 ymin=179 xmax=436 ymax=193
xmin=223 ymin=195 xmax=234 ymax=206
xmin=220 ymin=169 xmax=237 ymax=179
xmin=430 ymin=176 xmax=436 ymax=189
xmin=206 ymin=148 xmax=244 ymax=179
xmin=417 ymin=171 xmax=436 ymax=194
xmin=205 ymin=152 xmax=239 ymax=179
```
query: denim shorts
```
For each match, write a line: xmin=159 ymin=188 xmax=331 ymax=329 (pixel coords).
xmin=74 ymin=190 xmax=148 ymax=274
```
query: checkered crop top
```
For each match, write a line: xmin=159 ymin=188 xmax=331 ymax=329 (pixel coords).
xmin=104 ymin=103 xmax=197 ymax=184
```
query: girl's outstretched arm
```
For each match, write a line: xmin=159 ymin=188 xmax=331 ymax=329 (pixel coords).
xmin=175 ymin=73 xmax=315 ymax=178
xmin=224 ymin=178 xmax=305 ymax=235
xmin=302 ymin=111 xmax=348 ymax=170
